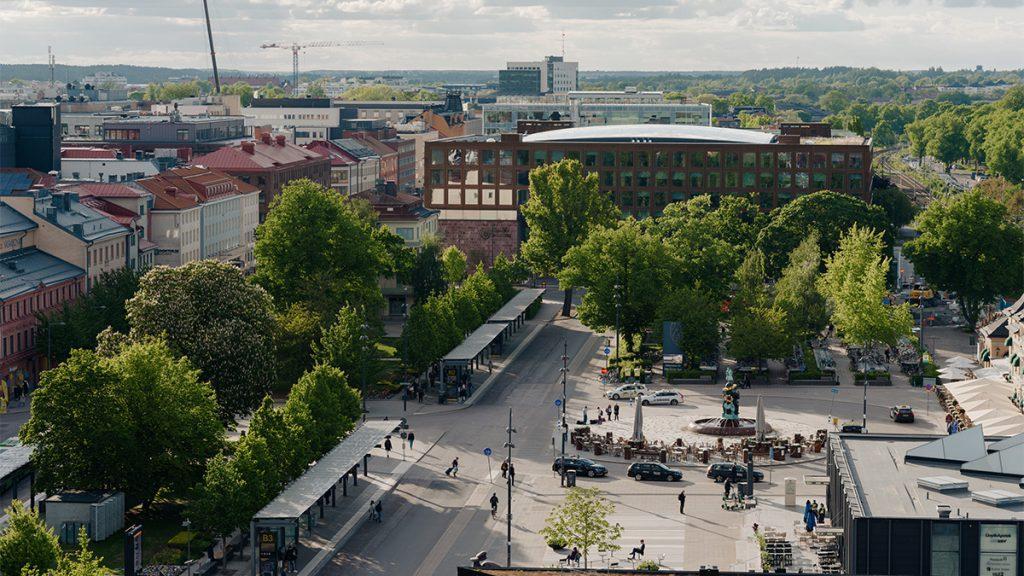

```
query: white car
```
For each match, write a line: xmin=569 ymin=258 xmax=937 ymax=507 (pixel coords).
xmin=641 ymin=390 xmax=683 ymax=406
xmin=606 ymin=384 xmax=648 ymax=400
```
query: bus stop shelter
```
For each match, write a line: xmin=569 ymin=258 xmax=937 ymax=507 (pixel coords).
xmin=250 ymin=420 xmax=396 ymax=576
xmin=0 ymin=440 xmax=34 ymax=512
xmin=487 ymin=288 xmax=544 ymax=336
xmin=438 ymin=322 xmax=509 ymax=396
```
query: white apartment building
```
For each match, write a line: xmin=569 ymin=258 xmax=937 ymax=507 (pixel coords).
xmin=60 ymin=148 xmax=160 ymax=182
xmin=243 ymin=99 xmax=340 ymax=145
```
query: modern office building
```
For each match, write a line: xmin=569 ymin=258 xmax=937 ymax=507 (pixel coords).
xmin=12 ymin=103 xmax=61 ymax=174
xmin=334 ymin=101 xmax=443 ymax=126
xmin=482 ymin=91 xmax=711 ymax=134
xmin=827 ymin=429 xmax=1024 ymax=576
xmin=331 ymin=139 xmax=383 ymax=194
xmin=101 ymin=114 xmax=245 ymax=154
xmin=424 ymin=124 xmax=871 ymax=265
xmin=500 ymin=56 xmax=578 ymax=95
xmin=244 ymin=98 xmax=342 ymax=145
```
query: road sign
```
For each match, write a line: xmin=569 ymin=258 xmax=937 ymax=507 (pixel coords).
xmin=831 ymin=387 xmax=839 ymax=394
xmin=554 ymin=399 xmax=562 ymax=407
xmin=483 ymin=447 xmax=492 ymax=456
xmin=604 ymin=347 xmax=611 ymax=355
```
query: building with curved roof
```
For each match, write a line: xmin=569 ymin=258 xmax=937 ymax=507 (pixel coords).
xmin=424 ymin=123 xmax=872 ymax=267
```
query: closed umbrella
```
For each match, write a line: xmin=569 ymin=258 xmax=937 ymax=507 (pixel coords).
xmin=755 ymin=396 xmax=767 ymax=442
xmin=632 ymin=395 xmax=644 ymax=442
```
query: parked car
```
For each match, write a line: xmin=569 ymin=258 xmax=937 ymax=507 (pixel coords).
xmin=626 ymin=462 xmax=682 ymax=482
xmin=706 ymin=462 xmax=764 ymax=483
xmin=606 ymin=384 xmax=648 ymax=400
xmin=840 ymin=423 xmax=864 ymax=433
xmin=552 ymin=457 xmax=608 ymax=478
xmin=640 ymin=390 xmax=682 ymax=406
xmin=890 ymin=405 xmax=915 ymax=423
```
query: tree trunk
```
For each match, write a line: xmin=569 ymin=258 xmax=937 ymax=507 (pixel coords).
xmin=562 ymin=286 xmax=574 ymax=317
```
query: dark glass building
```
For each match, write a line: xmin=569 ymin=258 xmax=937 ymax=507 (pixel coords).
xmin=498 ymin=69 xmax=542 ymax=96
xmin=12 ymin=103 xmax=61 ymax=173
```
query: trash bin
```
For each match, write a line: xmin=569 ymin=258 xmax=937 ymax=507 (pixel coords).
xmin=566 ymin=470 xmax=577 ymax=487
xmin=659 ymin=450 xmax=667 ymax=463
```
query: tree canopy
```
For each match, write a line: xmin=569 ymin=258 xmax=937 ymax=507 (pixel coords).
xmin=0 ymin=501 xmax=61 ymax=576
xmin=540 ymin=487 xmax=622 ymax=569
xmin=127 ymin=261 xmax=277 ymax=419
xmin=903 ymin=189 xmax=1023 ymax=328
xmin=520 ymin=159 xmax=619 ymax=316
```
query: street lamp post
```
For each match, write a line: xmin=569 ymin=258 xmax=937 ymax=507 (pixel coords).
xmin=504 ymin=408 xmax=516 ymax=567
xmin=182 ymin=518 xmax=192 ymax=576
xmin=360 ymin=322 xmax=369 ymax=422
xmin=560 ymin=339 xmax=568 ymax=487
xmin=613 ymin=284 xmax=622 ymax=363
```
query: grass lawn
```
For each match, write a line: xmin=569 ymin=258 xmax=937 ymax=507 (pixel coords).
xmin=68 ymin=502 xmax=208 ymax=571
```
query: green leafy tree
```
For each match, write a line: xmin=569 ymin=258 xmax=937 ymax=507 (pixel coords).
xmin=311 ymin=305 xmax=380 ymax=383
xmin=255 ymin=179 xmax=389 ymax=321
xmin=274 ymin=303 xmax=321 ymax=392
xmin=248 ymin=397 xmax=309 ymax=482
xmin=487 ymin=253 xmax=529 ymax=302
xmin=755 ymin=190 xmax=889 ymax=277
xmin=903 ymin=190 xmax=1023 ymax=328
xmin=728 ymin=305 xmax=790 ymax=363
xmin=257 ymin=84 xmax=286 ymax=99
xmin=658 ymin=287 xmax=720 ymax=367
xmin=127 ymin=261 xmax=277 ymax=419
xmin=982 ymin=110 xmax=1024 ymax=183
xmin=306 ymin=80 xmax=327 ymax=98
xmin=975 ymin=177 xmax=1024 ymax=219
xmin=409 ymin=235 xmax=447 ymax=299
xmin=540 ymin=487 xmax=622 ymax=569
xmin=871 ymin=186 xmax=917 ymax=237
xmin=400 ymin=293 xmax=461 ymax=373
xmin=222 ymin=81 xmax=254 ymax=106
xmin=773 ymin=232 xmax=828 ymax=344
xmin=924 ymin=112 xmax=969 ymax=171
xmin=872 ymin=120 xmax=896 ymax=148
xmin=284 ymin=365 xmax=360 ymax=457
xmin=818 ymin=226 xmax=913 ymax=354
xmin=560 ymin=220 xmax=669 ymax=352
xmin=189 ymin=453 xmax=247 ymax=548
xmin=462 ymin=265 xmax=503 ymax=317
xmin=21 ymin=341 xmax=223 ymax=508
xmin=520 ymin=159 xmax=619 ymax=316
xmin=906 ymin=121 xmax=928 ymax=164
xmin=446 ymin=285 xmax=482 ymax=336
xmin=0 ymin=500 xmax=61 ymax=576
xmin=49 ymin=527 xmax=109 ymax=576
xmin=819 ymin=90 xmax=851 ymax=114
xmin=441 ymin=245 xmax=468 ymax=287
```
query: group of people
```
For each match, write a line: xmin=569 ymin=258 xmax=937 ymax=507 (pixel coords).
xmin=804 ymin=499 xmax=827 ymax=532
xmin=500 ymin=458 xmax=516 ymax=484
xmin=579 ymin=404 xmax=620 ymax=425
xmin=368 ymin=499 xmax=384 ymax=523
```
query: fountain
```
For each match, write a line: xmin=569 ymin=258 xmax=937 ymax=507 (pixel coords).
xmin=689 ymin=368 xmax=772 ymax=437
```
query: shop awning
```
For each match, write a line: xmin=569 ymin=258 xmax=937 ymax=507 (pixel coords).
xmin=1012 ymin=354 xmax=1020 ymax=367
xmin=1005 ymin=337 xmax=1013 ymax=347
xmin=981 ymin=348 xmax=991 ymax=361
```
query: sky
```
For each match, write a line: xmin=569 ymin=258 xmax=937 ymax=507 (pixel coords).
xmin=1 ymin=0 xmax=1024 ymax=73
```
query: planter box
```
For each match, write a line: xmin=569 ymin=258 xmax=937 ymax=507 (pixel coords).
xmin=788 ymin=377 xmax=837 ymax=386
xmin=853 ymin=378 xmax=892 ymax=386
xmin=667 ymin=375 xmax=715 ymax=385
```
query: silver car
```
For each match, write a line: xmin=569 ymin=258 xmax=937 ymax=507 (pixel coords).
xmin=640 ymin=390 xmax=682 ymax=406
xmin=606 ymin=384 xmax=648 ymax=400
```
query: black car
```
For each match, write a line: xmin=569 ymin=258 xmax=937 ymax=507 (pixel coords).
xmin=840 ymin=424 xmax=864 ymax=433
xmin=706 ymin=462 xmax=764 ymax=483
xmin=552 ymin=457 xmax=608 ymax=478
xmin=890 ymin=405 xmax=915 ymax=423
xmin=626 ymin=462 xmax=682 ymax=482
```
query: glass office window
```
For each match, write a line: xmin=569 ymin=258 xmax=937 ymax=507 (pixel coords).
xmin=620 ymin=191 xmax=634 ymax=206
xmin=742 ymin=152 xmax=756 ymax=169
xmin=551 ymin=150 xmax=564 ymax=162
xmin=743 ymin=172 xmax=756 ymax=188
xmin=673 ymin=151 xmax=686 ymax=167
xmin=760 ymin=191 xmax=774 ymax=210
xmin=707 ymin=172 xmax=721 ymax=189
xmin=690 ymin=172 xmax=703 ymax=189
xmin=638 ymin=171 xmax=650 ymax=187
xmin=707 ymin=151 xmax=721 ymax=168
xmin=516 ymin=149 xmax=529 ymax=165
xmin=831 ymin=152 xmax=845 ymax=169
xmin=777 ymin=152 xmax=792 ymax=169
xmin=778 ymin=172 xmax=792 ymax=188
xmin=760 ymin=152 xmax=773 ymax=169
xmin=517 ymin=170 xmax=530 ymax=186
xmin=534 ymin=150 xmax=547 ymax=165
xmin=482 ymin=150 xmax=495 ymax=165
xmin=812 ymin=153 xmax=827 ymax=169
xmin=637 ymin=191 xmax=651 ymax=208
xmin=760 ymin=172 xmax=773 ymax=189
xmin=850 ymin=173 xmax=863 ymax=191
xmin=655 ymin=171 xmax=668 ymax=187
xmin=500 ymin=149 xmax=513 ymax=166
xmin=603 ymin=151 xmax=616 ymax=167
xmin=725 ymin=172 xmax=738 ymax=188
xmin=620 ymin=152 xmax=634 ymax=167
xmin=621 ymin=172 xmax=634 ymax=187
xmin=585 ymin=151 xmax=598 ymax=167
xmin=777 ymin=191 xmax=792 ymax=206
xmin=672 ymin=172 xmax=685 ymax=187
xmin=482 ymin=170 xmax=495 ymax=184
xmin=849 ymin=153 xmax=863 ymax=169
xmin=654 ymin=151 xmax=668 ymax=168
xmin=654 ymin=191 xmax=666 ymax=207
xmin=813 ymin=172 xmax=827 ymax=189
xmin=931 ymin=523 xmax=960 ymax=576
xmin=690 ymin=152 xmax=705 ymax=168
xmin=431 ymin=149 xmax=444 ymax=164
xmin=831 ymin=172 xmax=845 ymax=190
xmin=603 ymin=171 xmax=615 ymax=187
xmin=638 ymin=151 xmax=650 ymax=168
xmin=671 ymin=191 xmax=686 ymax=202
xmin=795 ymin=153 xmax=809 ymax=169
xmin=724 ymin=152 xmax=739 ymax=169
xmin=430 ymin=169 xmax=442 ymax=185
xmin=566 ymin=150 xmax=579 ymax=161
xmin=796 ymin=172 xmax=809 ymax=189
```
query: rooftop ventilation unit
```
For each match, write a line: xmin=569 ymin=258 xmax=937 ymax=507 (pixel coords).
xmin=936 ymin=504 xmax=952 ymax=518
xmin=971 ymin=489 xmax=1024 ymax=507
xmin=918 ymin=476 xmax=969 ymax=492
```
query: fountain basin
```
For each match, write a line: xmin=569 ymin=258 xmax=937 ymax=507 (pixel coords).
xmin=688 ymin=417 xmax=771 ymax=437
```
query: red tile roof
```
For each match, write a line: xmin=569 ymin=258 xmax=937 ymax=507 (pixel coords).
xmin=137 ymin=166 xmax=259 ymax=211
xmin=65 ymin=182 xmax=149 ymax=199
xmin=192 ymin=135 xmax=326 ymax=171
xmin=305 ymin=142 xmax=358 ymax=167
xmin=78 ymin=196 xmax=140 ymax=227
xmin=61 ymin=147 xmax=118 ymax=159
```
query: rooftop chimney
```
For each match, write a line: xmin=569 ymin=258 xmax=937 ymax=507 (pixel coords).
xmin=241 ymin=141 xmax=255 ymax=154
xmin=261 ymin=133 xmax=272 ymax=145
xmin=275 ymin=134 xmax=287 ymax=146
xmin=165 ymin=186 xmax=178 ymax=197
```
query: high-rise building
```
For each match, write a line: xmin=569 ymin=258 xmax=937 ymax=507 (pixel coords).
xmin=12 ymin=103 xmax=61 ymax=174
xmin=500 ymin=56 xmax=578 ymax=95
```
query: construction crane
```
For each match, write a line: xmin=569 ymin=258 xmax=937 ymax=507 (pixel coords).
xmin=260 ymin=41 xmax=383 ymax=95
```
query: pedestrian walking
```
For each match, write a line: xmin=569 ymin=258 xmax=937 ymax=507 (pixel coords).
xmin=407 ymin=430 xmax=415 ymax=450
xmin=369 ymin=500 xmax=377 ymax=521
xmin=446 ymin=457 xmax=459 ymax=477
xmin=613 ymin=404 xmax=619 ymax=420
xmin=501 ymin=458 xmax=509 ymax=479
xmin=606 ymin=405 xmax=612 ymax=420
xmin=678 ymin=489 xmax=686 ymax=514
xmin=384 ymin=436 xmax=392 ymax=458
xmin=507 ymin=462 xmax=516 ymax=486
xmin=374 ymin=499 xmax=383 ymax=523
xmin=284 ymin=544 xmax=297 ymax=573
xmin=489 ymin=492 xmax=499 ymax=519
xmin=724 ymin=479 xmax=733 ymax=499
xmin=582 ymin=406 xmax=589 ymax=424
